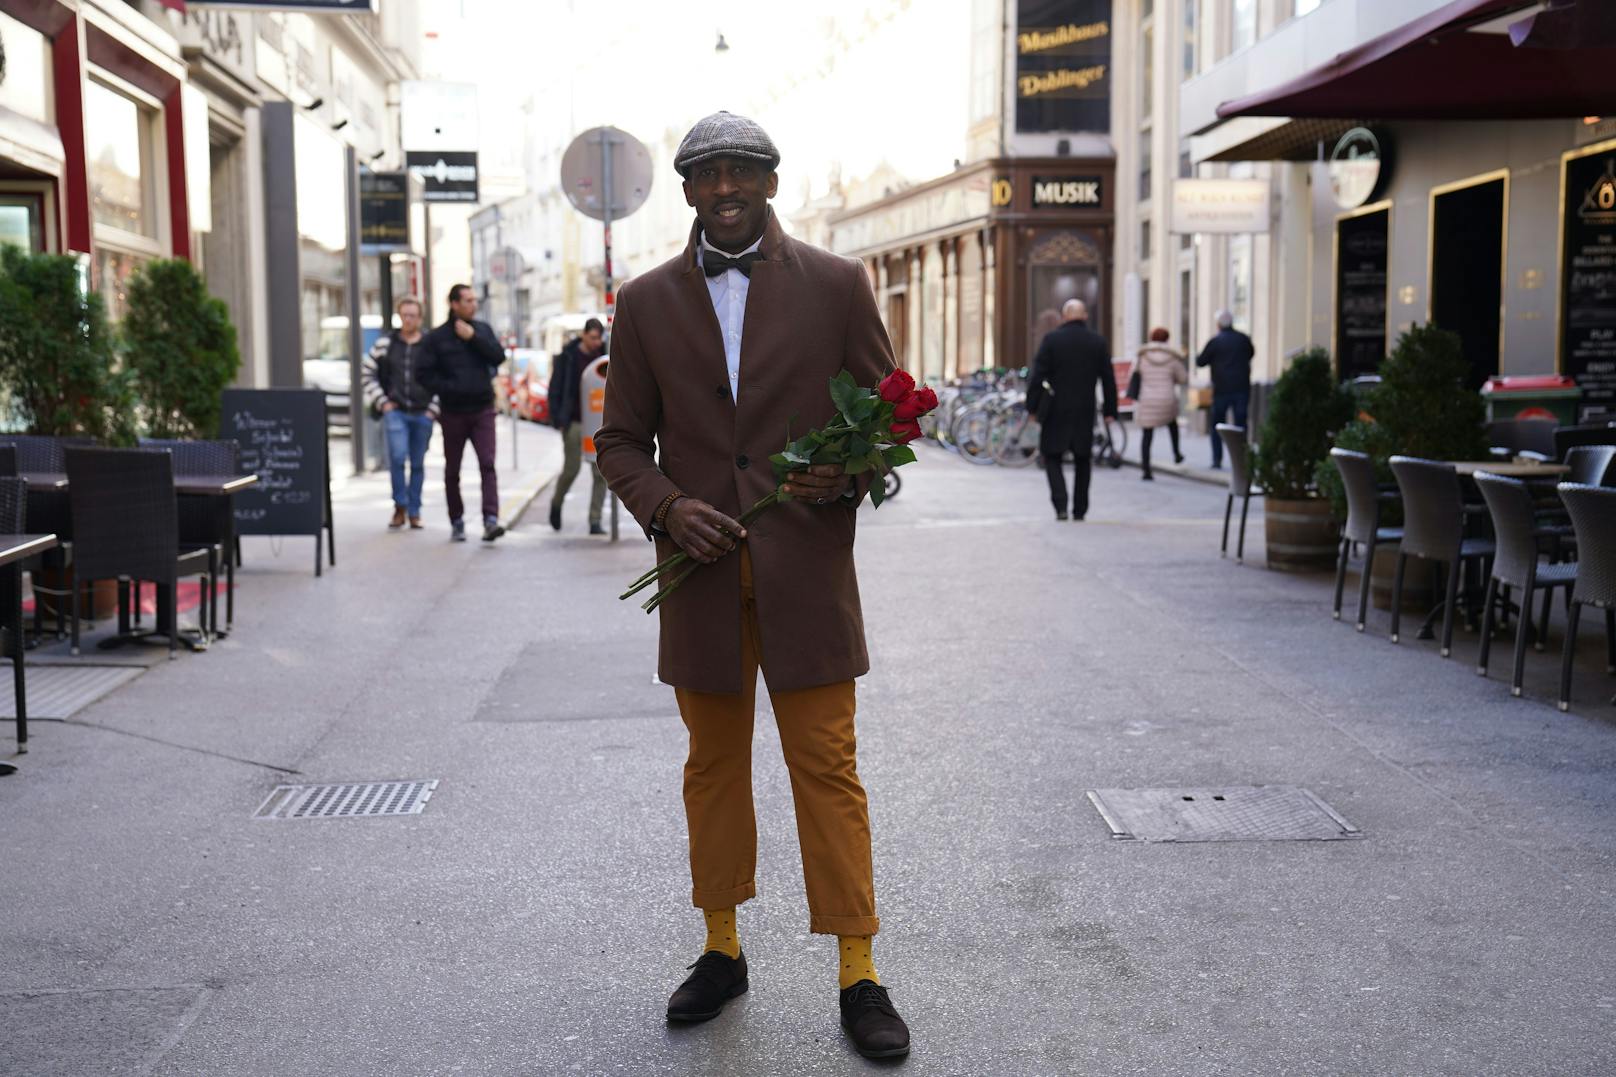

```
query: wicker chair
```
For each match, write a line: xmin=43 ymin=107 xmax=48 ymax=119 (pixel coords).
xmin=1388 ymin=456 xmax=1496 ymax=657
xmin=1486 ymin=419 xmax=1557 ymax=460
xmin=139 ymin=438 xmax=242 ymax=634
xmin=65 ymin=448 xmax=212 ymax=659
xmin=1552 ymin=423 xmax=1616 ymax=462
xmin=0 ymin=445 xmax=16 ymax=477
xmin=1330 ymin=448 xmax=1403 ymax=631
xmin=1556 ymin=483 xmax=1616 ymax=712
xmin=1217 ymin=425 xmax=1261 ymax=563
xmin=0 ymin=476 xmax=27 ymax=747
xmin=0 ymin=435 xmax=94 ymax=640
xmin=1474 ymin=472 xmax=1577 ymax=697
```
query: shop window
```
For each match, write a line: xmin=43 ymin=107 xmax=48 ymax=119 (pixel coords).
xmin=1139 ymin=139 xmax=1152 ymax=201
xmin=1179 ymin=267 xmax=1193 ymax=351
xmin=1141 ymin=18 xmax=1154 ymax=117
xmin=1140 ymin=219 xmax=1152 ymax=261
xmin=85 ymin=81 xmax=156 ymax=239
xmin=1183 ymin=0 xmax=1199 ymax=79
xmin=0 ymin=194 xmax=45 ymax=252
xmin=1229 ymin=233 xmax=1253 ymax=332
xmin=1027 ymin=231 xmax=1104 ymax=354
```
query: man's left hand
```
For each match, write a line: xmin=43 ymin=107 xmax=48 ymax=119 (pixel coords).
xmin=784 ymin=464 xmax=849 ymax=505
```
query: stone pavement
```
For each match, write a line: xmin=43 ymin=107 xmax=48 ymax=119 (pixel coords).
xmin=3 ymin=443 xmax=1615 ymax=1075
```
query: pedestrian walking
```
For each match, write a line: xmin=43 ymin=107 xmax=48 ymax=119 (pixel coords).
xmin=546 ymin=317 xmax=608 ymax=535
xmin=1196 ymin=310 xmax=1255 ymax=469
xmin=594 ymin=111 xmax=911 ymax=1060
xmin=1025 ymin=298 xmax=1118 ymax=520
xmin=1131 ymin=326 xmax=1187 ymax=481
xmin=421 ymin=284 xmax=505 ymax=542
xmin=362 ymin=296 xmax=437 ymax=530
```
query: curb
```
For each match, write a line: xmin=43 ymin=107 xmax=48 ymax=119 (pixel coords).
xmin=505 ymin=471 xmax=557 ymax=530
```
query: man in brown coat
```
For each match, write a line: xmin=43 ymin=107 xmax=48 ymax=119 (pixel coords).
xmin=595 ymin=111 xmax=911 ymax=1060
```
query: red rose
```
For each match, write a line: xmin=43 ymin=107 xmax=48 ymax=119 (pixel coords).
xmin=878 ymin=369 xmax=916 ymax=403
xmin=890 ymin=419 xmax=922 ymax=444
xmin=894 ymin=386 xmax=939 ymax=420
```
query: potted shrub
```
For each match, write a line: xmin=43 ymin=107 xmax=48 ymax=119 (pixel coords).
xmin=1251 ymin=348 xmax=1355 ymax=570
xmin=1312 ymin=323 xmax=1488 ymax=607
xmin=0 ymin=247 xmax=135 ymax=442
xmin=122 ymin=259 xmax=241 ymax=438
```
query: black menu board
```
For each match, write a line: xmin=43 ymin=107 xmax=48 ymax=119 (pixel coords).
xmin=220 ymin=388 xmax=328 ymax=537
xmin=1336 ymin=207 xmax=1389 ymax=381
xmin=1560 ymin=146 xmax=1616 ymax=421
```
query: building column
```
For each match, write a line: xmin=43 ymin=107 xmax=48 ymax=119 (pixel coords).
xmin=50 ymin=13 xmax=91 ymax=255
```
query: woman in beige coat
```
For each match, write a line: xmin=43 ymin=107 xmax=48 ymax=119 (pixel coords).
xmin=1131 ymin=327 xmax=1188 ymax=480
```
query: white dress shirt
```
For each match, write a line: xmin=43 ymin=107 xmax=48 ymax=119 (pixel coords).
xmin=698 ymin=231 xmax=762 ymax=395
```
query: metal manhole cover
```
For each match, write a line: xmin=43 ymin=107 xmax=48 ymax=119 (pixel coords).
xmin=254 ymin=780 xmax=438 ymax=820
xmin=1086 ymin=785 xmax=1360 ymax=842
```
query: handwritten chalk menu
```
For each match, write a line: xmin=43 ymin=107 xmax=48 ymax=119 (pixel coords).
xmin=220 ymin=388 xmax=328 ymax=536
xmin=1336 ymin=207 xmax=1389 ymax=381
xmin=1560 ymin=146 xmax=1616 ymax=421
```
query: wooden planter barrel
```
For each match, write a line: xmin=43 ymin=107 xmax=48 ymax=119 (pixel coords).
xmin=1264 ymin=497 xmax=1339 ymax=571
xmin=1369 ymin=544 xmax=1433 ymax=612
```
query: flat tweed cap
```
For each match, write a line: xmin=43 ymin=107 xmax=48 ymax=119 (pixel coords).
xmin=674 ymin=111 xmax=780 ymax=177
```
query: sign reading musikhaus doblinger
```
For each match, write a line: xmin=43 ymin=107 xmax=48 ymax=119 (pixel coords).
xmin=1015 ymin=0 xmax=1111 ymax=134
xmin=1560 ymin=141 xmax=1616 ymax=421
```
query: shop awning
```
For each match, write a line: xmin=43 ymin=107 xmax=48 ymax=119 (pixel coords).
xmin=1216 ymin=0 xmax=1616 ymax=122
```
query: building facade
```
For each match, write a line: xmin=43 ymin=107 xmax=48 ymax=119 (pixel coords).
xmin=0 ymin=0 xmax=426 ymax=390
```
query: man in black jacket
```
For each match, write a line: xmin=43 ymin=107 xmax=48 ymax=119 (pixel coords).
xmin=1196 ymin=310 xmax=1255 ymax=469
xmin=362 ymin=296 xmax=438 ymax=530
xmin=545 ymin=318 xmax=608 ymax=534
xmin=421 ymin=284 xmax=506 ymax=542
xmin=1025 ymin=299 xmax=1117 ymax=521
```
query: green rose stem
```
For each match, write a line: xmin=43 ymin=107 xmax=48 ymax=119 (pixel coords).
xmin=620 ymin=490 xmax=784 ymax=610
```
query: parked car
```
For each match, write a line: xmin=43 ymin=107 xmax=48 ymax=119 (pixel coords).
xmin=304 ymin=314 xmax=386 ymax=430
xmin=512 ymin=348 xmax=552 ymax=424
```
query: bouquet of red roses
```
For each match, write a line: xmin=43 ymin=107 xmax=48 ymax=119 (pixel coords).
xmin=620 ymin=369 xmax=938 ymax=612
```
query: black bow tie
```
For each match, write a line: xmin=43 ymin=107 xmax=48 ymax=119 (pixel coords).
xmin=703 ymin=250 xmax=761 ymax=278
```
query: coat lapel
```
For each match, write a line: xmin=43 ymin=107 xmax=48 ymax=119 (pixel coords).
xmin=677 ymin=221 xmax=734 ymax=410
xmin=735 ymin=211 xmax=794 ymax=433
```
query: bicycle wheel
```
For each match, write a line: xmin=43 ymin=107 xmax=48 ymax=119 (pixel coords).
xmin=882 ymin=468 xmax=901 ymax=500
xmin=992 ymin=405 xmax=1041 ymax=468
xmin=954 ymin=407 xmax=999 ymax=465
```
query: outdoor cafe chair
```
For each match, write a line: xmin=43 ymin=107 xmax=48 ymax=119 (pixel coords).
xmin=139 ymin=438 xmax=242 ymax=635
xmin=0 ymin=476 xmax=25 ymax=740
xmin=1474 ymin=472 xmax=1577 ymax=698
xmin=1330 ymin=447 xmax=1403 ymax=632
xmin=0 ymin=436 xmax=93 ymax=642
xmin=1388 ymin=456 xmax=1496 ymax=657
xmin=1486 ymin=419 xmax=1557 ymax=461
xmin=1217 ymin=424 xmax=1261 ymax=563
xmin=65 ymin=448 xmax=213 ymax=660
xmin=0 ymin=445 xmax=15 ymax=477
xmin=1552 ymin=422 xmax=1616 ymax=462
xmin=1556 ymin=483 xmax=1616 ymax=712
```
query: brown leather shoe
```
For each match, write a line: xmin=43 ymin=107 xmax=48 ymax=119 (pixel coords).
xmin=840 ymin=980 xmax=910 ymax=1059
xmin=388 ymin=507 xmax=406 ymax=530
xmin=408 ymin=516 xmax=423 ymax=530
xmin=667 ymin=950 xmax=748 ymax=1022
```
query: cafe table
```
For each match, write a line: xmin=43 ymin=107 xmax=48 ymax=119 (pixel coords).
xmin=1 ymin=532 xmax=59 ymax=773
xmin=1451 ymin=461 xmax=1570 ymax=479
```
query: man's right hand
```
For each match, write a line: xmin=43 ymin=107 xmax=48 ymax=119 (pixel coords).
xmin=380 ymin=401 xmax=397 ymax=413
xmin=665 ymin=497 xmax=747 ymax=564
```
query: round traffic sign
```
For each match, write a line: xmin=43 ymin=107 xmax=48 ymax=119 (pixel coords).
xmin=561 ymin=126 xmax=653 ymax=222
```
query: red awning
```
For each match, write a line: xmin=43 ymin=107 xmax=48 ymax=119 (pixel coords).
xmin=1217 ymin=0 xmax=1616 ymax=122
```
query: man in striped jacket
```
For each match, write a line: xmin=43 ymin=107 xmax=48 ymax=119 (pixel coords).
xmin=362 ymin=296 xmax=438 ymax=530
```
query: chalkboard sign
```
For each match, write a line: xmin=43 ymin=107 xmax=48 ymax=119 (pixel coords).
xmin=1335 ymin=207 xmax=1389 ymax=381
xmin=220 ymin=390 xmax=333 ymax=572
xmin=1560 ymin=144 xmax=1616 ymax=421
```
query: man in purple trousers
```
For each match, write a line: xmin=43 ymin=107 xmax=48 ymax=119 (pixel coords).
xmin=421 ymin=284 xmax=506 ymax=542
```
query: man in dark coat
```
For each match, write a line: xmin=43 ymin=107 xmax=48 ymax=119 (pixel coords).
xmin=1026 ymin=299 xmax=1117 ymax=520
xmin=420 ymin=284 xmax=506 ymax=542
xmin=595 ymin=111 xmax=910 ymax=1060
xmin=1196 ymin=309 xmax=1255 ymax=469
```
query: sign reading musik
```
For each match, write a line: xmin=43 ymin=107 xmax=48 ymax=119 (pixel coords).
xmin=1032 ymin=175 xmax=1104 ymax=208
xmin=1560 ymin=142 xmax=1616 ymax=421
xmin=1015 ymin=1 xmax=1111 ymax=134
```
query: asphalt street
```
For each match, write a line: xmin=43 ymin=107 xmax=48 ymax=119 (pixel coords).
xmin=4 ymin=438 xmax=1615 ymax=1076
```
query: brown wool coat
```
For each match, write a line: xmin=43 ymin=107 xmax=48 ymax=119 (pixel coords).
xmin=595 ymin=211 xmax=896 ymax=694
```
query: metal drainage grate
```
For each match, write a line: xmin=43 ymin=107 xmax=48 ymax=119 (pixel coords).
xmin=1087 ymin=785 xmax=1360 ymax=842
xmin=253 ymin=780 xmax=438 ymax=820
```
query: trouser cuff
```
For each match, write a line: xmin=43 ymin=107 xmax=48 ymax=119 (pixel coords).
xmin=692 ymin=881 xmax=756 ymax=909
xmin=809 ymin=913 xmax=880 ymax=936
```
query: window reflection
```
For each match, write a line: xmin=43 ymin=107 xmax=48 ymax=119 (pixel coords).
xmin=85 ymin=81 xmax=152 ymax=237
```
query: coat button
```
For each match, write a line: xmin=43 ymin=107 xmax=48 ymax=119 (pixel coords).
xmin=736 ymin=454 xmax=750 ymax=469
xmin=717 ymin=385 xmax=731 ymax=400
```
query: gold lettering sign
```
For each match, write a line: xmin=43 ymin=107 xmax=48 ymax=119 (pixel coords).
xmin=1018 ymin=66 xmax=1108 ymax=98
xmin=991 ymin=178 xmax=1013 ymax=207
xmin=1018 ymin=20 xmax=1109 ymax=55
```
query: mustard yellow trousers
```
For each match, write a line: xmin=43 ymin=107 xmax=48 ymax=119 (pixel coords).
xmin=673 ymin=546 xmax=879 ymax=936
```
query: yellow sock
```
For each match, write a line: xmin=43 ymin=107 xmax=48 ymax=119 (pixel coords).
xmin=838 ymin=935 xmax=879 ymax=989
xmin=703 ymin=908 xmax=740 ymax=959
